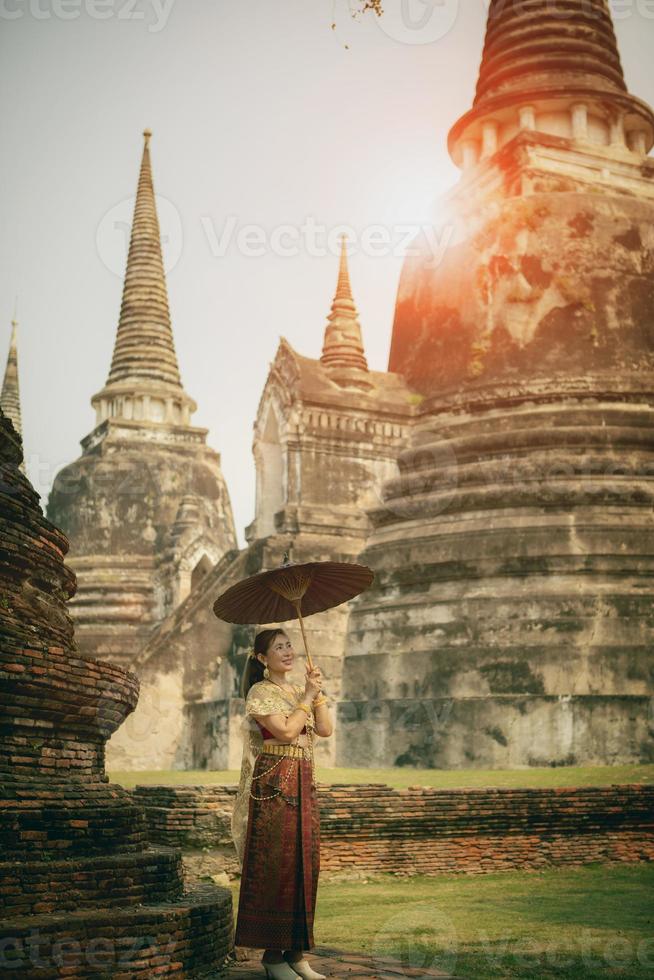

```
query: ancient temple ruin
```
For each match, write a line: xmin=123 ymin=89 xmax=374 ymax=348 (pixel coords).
xmin=0 ymin=406 xmax=232 ymax=975
xmin=338 ymin=0 xmax=654 ymax=767
xmin=48 ymin=1 xmax=654 ymax=773
xmin=47 ymin=131 xmax=237 ymax=668
xmin=104 ymin=238 xmax=413 ymax=771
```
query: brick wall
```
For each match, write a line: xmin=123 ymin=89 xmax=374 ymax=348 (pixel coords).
xmin=131 ymin=781 xmax=654 ymax=875
xmin=2 ymin=885 xmax=232 ymax=977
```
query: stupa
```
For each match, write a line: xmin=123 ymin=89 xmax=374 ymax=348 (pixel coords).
xmin=338 ymin=0 xmax=654 ymax=768
xmin=1 ymin=317 xmax=21 ymax=436
xmin=47 ymin=131 xmax=237 ymax=667
xmin=1 ymin=316 xmax=24 ymax=473
xmin=0 ymin=406 xmax=233 ymax=976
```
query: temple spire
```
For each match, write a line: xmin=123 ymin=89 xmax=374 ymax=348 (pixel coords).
xmin=91 ymin=130 xmax=196 ymax=429
xmin=1 ymin=318 xmax=22 ymax=439
xmin=106 ymin=129 xmax=181 ymax=389
xmin=320 ymin=237 xmax=372 ymax=388
xmin=448 ymin=0 xmax=654 ymax=169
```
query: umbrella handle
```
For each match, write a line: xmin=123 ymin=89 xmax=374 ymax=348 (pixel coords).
xmin=293 ymin=600 xmax=315 ymax=673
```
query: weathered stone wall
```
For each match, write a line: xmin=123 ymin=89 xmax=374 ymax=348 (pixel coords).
xmin=317 ymin=782 xmax=654 ymax=875
xmin=132 ymin=785 xmax=236 ymax=849
xmin=104 ymin=547 xmax=243 ymax=772
xmin=130 ymin=781 xmax=654 ymax=877
xmin=339 ymin=383 xmax=654 ymax=767
xmin=336 ymin=695 xmax=653 ymax=770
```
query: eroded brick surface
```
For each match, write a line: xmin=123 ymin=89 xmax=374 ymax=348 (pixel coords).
xmin=0 ymin=412 xmax=234 ymax=977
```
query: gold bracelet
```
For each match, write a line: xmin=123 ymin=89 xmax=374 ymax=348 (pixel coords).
xmin=296 ymin=702 xmax=311 ymax=715
xmin=313 ymin=696 xmax=329 ymax=707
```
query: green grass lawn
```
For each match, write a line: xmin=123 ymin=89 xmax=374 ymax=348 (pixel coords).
xmin=107 ymin=763 xmax=654 ymax=790
xmin=227 ymin=864 xmax=654 ymax=979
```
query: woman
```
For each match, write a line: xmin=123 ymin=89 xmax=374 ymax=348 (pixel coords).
xmin=231 ymin=627 xmax=332 ymax=980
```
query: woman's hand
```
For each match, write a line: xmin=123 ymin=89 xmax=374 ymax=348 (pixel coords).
xmin=303 ymin=664 xmax=322 ymax=701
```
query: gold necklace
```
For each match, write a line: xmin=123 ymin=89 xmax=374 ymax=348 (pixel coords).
xmin=266 ymin=678 xmax=297 ymax=702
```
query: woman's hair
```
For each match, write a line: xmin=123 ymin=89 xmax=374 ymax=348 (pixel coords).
xmin=240 ymin=628 xmax=288 ymax=699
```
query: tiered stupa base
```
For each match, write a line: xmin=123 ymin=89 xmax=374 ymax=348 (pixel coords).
xmin=339 ymin=373 xmax=654 ymax=769
xmin=0 ymin=411 xmax=233 ymax=977
xmin=2 ymin=883 xmax=231 ymax=977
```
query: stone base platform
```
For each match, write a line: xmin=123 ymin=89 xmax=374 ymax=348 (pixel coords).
xmin=0 ymin=882 xmax=233 ymax=978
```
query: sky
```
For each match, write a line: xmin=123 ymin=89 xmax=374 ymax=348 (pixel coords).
xmin=2 ymin=0 xmax=654 ymax=548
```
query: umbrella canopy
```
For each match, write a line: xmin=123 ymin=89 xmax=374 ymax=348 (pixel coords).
xmin=212 ymin=557 xmax=374 ymax=668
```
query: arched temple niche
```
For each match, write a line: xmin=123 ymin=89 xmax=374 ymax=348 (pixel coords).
xmin=255 ymin=402 xmax=286 ymax=538
xmin=153 ymin=536 xmax=224 ymax=619
xmin=174 ymin=540 xmax=222 ymax=607
xmin=191 ymin=553 xmax=214 ymax=591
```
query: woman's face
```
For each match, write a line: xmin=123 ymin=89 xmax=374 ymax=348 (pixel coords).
xmin=261 ymin=632 xmax=295 ymax=673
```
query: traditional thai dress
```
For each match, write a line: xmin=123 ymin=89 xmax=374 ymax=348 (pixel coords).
xmin=231 ymin=679 xmax=321 ymax=950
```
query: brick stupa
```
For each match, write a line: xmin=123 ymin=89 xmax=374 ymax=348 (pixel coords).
xmin=0 ymin=407 xmax=233 ymax=976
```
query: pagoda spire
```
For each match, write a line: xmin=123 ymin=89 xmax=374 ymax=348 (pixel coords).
xmin=320 ymin=237 xmax=372 ymax=388
xmin=91 ymin=130 xmax=196 ymax=429
xmin=449 ymin=0 xmax=654 ymax=168
xmin=106 ymin=128 xmax=181 ymax=389
xmin=1 ymin=317 xmax=22 ymax=439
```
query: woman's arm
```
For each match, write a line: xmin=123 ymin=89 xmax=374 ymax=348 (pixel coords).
xmin=293 ymin=681 xmax=332 ymax=738
xmin=313 ymin=700 xmax=333 ymax=738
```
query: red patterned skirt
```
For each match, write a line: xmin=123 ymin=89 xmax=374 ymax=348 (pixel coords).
xmin=234 ymin=751 xmax=320 ymax=950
